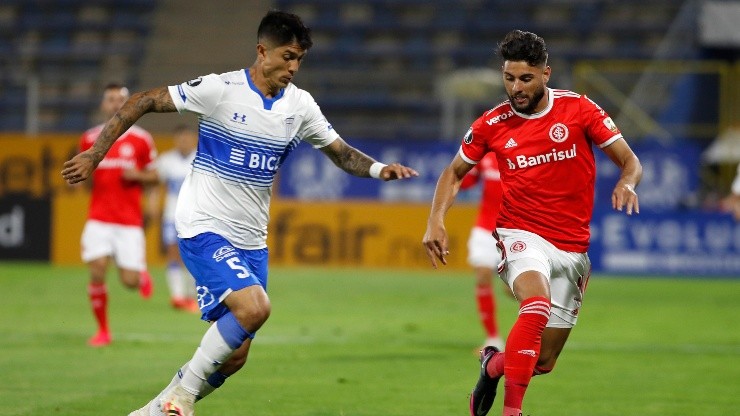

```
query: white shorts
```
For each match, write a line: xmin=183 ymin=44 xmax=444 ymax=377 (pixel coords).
xmin=467 ymin=226 xmax=502 ymax=269
xmin=495 ymin=228 xmax=591 ymax=328
xmin=81 ymin=219 xmax=146 ymax=271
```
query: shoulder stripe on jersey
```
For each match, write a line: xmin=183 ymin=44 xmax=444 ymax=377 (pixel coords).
xmin=598 ymin=134 xmax=624 ymax=149
xmin=552 ymin=91 xmax=581 ymax=98
xmin=458 ymin=146 xmax=479 ymax=165
xmin=483 ymin=101 xmax=511 ymax=117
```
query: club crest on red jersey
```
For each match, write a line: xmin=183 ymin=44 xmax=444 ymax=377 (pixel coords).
xmin=549 ymin=123 xmax=569 ymax=143
xmin=119 ymin=143 xmax=134 ymax=157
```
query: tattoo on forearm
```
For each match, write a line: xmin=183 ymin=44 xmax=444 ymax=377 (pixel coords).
xmin=89 ymin=87 xmax=175 ymax=165
xmin=331 ymin=142 xmax=374 ymax=177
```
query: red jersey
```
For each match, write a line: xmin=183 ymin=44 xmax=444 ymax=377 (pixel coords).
xmin=80 ymin=124 xmax=157 ymax=226
xmin=460 ymin=153 xmax=502 ymax=231
xmin=459 ymin=88 xmax=622 ymax=252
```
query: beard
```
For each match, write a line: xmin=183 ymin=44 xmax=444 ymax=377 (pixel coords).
xmin=509 ymin=86 xmax=546 ymax=114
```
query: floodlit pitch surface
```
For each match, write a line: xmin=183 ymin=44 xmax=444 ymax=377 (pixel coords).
xmin=1 ymin=262 xmax=738 ymax=415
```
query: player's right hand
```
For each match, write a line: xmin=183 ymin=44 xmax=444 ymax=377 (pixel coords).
xmin=422 ymin=223 xmax=449 ymax=269
xmin=379 ymin=163 xmax=419 ymax=181
xmin=61 ymin=151 xmax=96 ymax=184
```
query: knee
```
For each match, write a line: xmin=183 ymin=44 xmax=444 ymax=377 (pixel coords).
xmin=88 ymin=260 xmax=107 ymax=283
xmin=119 ymin=270 xmax=140 ymax=289
xmin=232 ymin=294 xmax=271 ymax=332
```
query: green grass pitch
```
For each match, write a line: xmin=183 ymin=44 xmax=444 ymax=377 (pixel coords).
xmin=1 ymin=262 xmax=738 ymax=415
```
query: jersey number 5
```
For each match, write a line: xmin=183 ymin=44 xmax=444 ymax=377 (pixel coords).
xmin=226 ymin=257 xmax=250 ymax=278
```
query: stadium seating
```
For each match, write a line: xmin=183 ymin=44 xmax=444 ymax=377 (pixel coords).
xmin=0 ymin=0 xmax=157 ymax=132
xmin=0 ymin=1 xmax=697 ymax=138
xmin=276 ymin=0 xmax=694 ymax=140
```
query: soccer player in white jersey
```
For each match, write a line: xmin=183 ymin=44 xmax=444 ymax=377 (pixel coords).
xmin=155 ymin=124 xmax=198 ymax=312
xmin=723 ymin=164 xmax=740 ymax=220
xmin=62 ymin=11 xmax=418 ymax=416
xmin=423 ymin=30 xmax=642 ymax=416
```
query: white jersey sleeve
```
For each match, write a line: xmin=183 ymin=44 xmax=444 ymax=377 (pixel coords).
xmin=168 ymin=74 xmax=225 ymax=117
xmin=297 ymin=92 xmax=339 ymax=149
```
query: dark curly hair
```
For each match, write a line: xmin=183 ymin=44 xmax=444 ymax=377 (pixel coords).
xmin=257 ymin=10 xmax=313 ymax=50
xmin=498 ymin=30 xmax=548 ymax=67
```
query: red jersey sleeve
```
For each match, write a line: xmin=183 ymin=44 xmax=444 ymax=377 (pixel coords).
xmin=459 ymin=118 xmax=489 ymax=164
xmin=580 ymin=95 xmax=623 ymax=148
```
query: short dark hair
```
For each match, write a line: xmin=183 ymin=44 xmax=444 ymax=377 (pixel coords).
xmin=257 ymin=10 xmax=313 ymax=50
xmin=103 ymin=82 xmax=126 ymax=91
xmin=498 ymin=30 xmax=548 ymax=67
xmin=102 ymin=82 xmax=128 ymax=98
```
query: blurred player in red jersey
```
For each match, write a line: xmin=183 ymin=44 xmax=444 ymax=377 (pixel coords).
xmin=80 ymin=83 xmax=159 ymax=347
xmin=459 ymin=153 xmax=511 ymax=351
xmin=423 ymin=30 xmax=642 ymax=416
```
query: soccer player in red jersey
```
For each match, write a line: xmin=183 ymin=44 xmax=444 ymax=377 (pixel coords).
xmin=80 ymin=83 xmax=159 ymax=347
xmin=460 ymin=153 xmax=509 ymax=351
xmin=423 ymin=30 xmax=642 ymax=416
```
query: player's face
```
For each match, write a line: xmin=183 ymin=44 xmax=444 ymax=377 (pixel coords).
xmin=502 ymin=61 xmax=550 ymax=114
xmin=258 ymin=41 xmax=306 ymax=94
xmin=100 ymin=87 xmax=129 ymax=118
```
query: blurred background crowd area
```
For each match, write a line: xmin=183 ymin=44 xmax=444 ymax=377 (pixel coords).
xmin=0 ymin=0 xmax=739 ymax=275
xmin=1 ymin=0 xmax=739 ymax=185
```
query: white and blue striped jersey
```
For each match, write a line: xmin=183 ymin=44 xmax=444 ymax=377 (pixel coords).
xmin=156 ymin=148 xmax=195 ymax=223
xmin=167 ymin=70 xmax=339 ymax=249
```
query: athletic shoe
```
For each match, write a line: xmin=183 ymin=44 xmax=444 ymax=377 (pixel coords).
xmin=161 ymin=385 xmax=195 ymax=416
xmin=87 ymin=330 xmax=111 ymax=347
xmin=129 ymin=398 xmax=166 ymax=416
xmin=127 ymin=400 xmax=151 ymax=416
xmin=483 ymin=336 xmax=504 ymax=351
xmin=469 ymin=346 xmax=501 ymax=416
xmin=171 ymin=298 xmax=200 ymax=314
xmin=139 ymin=270 xmax=153 ymax=299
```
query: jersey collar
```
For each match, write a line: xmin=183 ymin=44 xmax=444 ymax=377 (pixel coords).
xmin=245 ymin=69 xmax=285 ymax=110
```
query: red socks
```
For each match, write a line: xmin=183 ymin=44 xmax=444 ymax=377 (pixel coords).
xmin=502 ymin=296 xmax=550 ymax=414
xmin=88 ymin=282 xmax=109 ymax=333
xmin=476 ymin=284 xmax=498 ymax=338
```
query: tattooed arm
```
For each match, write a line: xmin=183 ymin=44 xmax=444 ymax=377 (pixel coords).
xmin=319 ymin=137 xmax=418 ymax=181
xmin=62 ymin=87 xmax=176 ymax=184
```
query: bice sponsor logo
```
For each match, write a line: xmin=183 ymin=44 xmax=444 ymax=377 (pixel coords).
xmin=511 ymin=144 xmax=577 ymax=169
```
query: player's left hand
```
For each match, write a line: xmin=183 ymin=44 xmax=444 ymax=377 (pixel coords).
xmin=379 ymin=163 xmax=419 ymax=181
xmin=612 ymin=183 xmax=639 ymax=215
xmin=422 ymin=222 xmax=449 ymax=269
xmin=61 ymin=151 xmax=96 ymax=184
